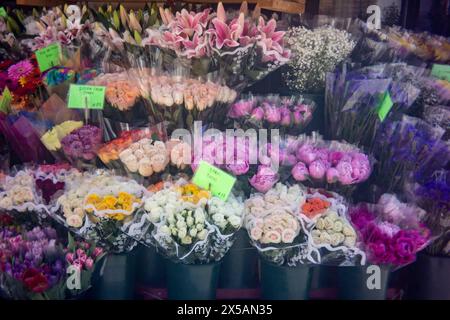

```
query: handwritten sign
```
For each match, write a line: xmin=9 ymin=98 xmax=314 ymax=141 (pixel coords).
xmin=68 ymin=84 xmax=105 ymax=110
xmin=35 ymin=43 xmax=61 ymax=72
xmin=377 ymin=92 xmax=393 ymax=122
xmin=192 ymin=161 xmax=236 ymax=201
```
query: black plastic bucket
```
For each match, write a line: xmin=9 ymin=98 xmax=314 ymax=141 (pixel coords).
xmin=260 ymin=258 xmax=312 ymax=300
xmin=136 ymin=245 xmax=166 ymax=287
xmin=406 ymin=253 xmax=450 ymax=300
xmin=92 ymin=251 xmax=137 ymax=300
xmin=166 ymin=260 xmax=222 ymax=300
xmin=336 ymin=265 xmax=390 ymax=300
xmin=219 ymin=229 xmax=259 ymax=289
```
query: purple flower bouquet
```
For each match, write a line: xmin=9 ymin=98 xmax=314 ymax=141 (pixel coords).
xmin=61 ymin=125 xmax=102 ymax=170
xmin=0 ymin=225 xmax=105 ymax=300
xmin=350 ymin=194 xmax=431 ymax=269
xmin=227 ymin=95 xmax=316 ymax=135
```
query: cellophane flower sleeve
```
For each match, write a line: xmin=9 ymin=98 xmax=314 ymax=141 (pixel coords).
xmin=279 ymin=133 xmax=373 ymax=197
xmin=350 ymin=194 xmax=433 ymax=270
xmin=133 ymin=178 xmax=244 ymax=264
xmin=244 ymin=183 xmax=321 ymax=266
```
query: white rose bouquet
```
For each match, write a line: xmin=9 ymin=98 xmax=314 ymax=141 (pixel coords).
xmin=244 ymin=183 xmax=320 ymax=266
xmin=48 ymin=170 xmax=147 ymax=253
xmin=298 ymin=189 xmax=366 ymax=266
xmin=0 ymin=169 xmax=47 ymax=223
xmin=135 ymin=179 xmax=244 ymax=264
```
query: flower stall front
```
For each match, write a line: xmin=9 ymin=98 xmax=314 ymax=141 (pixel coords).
xmin=0 ymin=1 xmax=449 ymax=301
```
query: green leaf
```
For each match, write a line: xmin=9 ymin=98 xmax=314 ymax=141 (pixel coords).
xmin=113 ymin=10 xmax=120 ymax=30
xmin=134 ymin=30 xmax=142 ymax=45
xmin=67 ymin=232 xmax=76 ymax=251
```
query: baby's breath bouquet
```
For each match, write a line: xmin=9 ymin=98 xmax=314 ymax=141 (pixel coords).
xmin=283 ymin=26 xmax=355 ymax=93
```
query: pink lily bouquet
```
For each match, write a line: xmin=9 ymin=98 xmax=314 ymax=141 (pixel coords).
xmin=142 ymin=2 xmax=290 ymax=90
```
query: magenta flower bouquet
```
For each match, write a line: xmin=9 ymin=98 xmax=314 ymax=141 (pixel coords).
xmin=350 ymin=194 xmax=431 ymax=268
xmin=227 ymin=95 xmax=315 ymax=135
xmin=60 ymin=125 xmax=102 ymax=169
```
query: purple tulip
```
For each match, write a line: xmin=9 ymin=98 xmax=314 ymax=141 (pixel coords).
xmin=291 ymin=162 xmax=309 ymax=181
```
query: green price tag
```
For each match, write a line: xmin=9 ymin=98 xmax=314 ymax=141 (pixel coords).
xmin=192 ymin=161 xmax=236 ymax=201
xmin=377 ymin=92 xmax=393 ymax=122
xmin=0 ymin=87 xmax=12 ymax=114
xmin=431 ymin=64 xmax=450 ymax=82
xmin=68 ymin=84 xmax=106 ymax=110
xmin=0 ymin=7 xmax=7 ymax=18
xmin=35 ymin=43 xmax=61 ymax=72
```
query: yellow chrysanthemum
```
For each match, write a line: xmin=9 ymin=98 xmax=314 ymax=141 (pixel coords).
xmin=103 ymin=195 xmax=118 ymax=209
xmin=111 ymin=213 xmax=125 ymax=221
xmin=86 ymin=194 xmax=101 ymax=204
xmin=18 ymin=76 xmax=28 ymax=87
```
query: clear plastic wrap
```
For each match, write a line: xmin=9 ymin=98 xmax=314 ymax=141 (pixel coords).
xmin=279 ymin=133 xmax=373 ymax=196
xmin=350 ymin=194 xmax=433 ymax=270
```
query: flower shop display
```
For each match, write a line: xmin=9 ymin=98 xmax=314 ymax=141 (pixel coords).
xmin=0 ymin=225 xmax=105 ymax=300
xmin=283 ymin=26 xmax=355 ymax=93
xmin=227 ymin=94 xmax=316 ymax=135
xmin=0 ymin=1 xmax=450 ymax=301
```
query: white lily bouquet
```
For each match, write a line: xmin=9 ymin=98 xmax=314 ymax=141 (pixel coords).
xmin=136 ymin=179 xmax=244 ymax=264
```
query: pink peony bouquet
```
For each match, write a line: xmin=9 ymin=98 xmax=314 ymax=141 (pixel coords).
xmin=227 ymin=94 xmax=315 ymax=135
xmin=350 ymin=194 xmax=431 ymax=268
xmin=282 ymin=135 xmax=373 ymax=194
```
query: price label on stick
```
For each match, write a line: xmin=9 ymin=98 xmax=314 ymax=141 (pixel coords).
xmin=377 ymin=92 xmax=393 ymax=122
xmin=431 ymin=64 xmax=450 ymax=82
xmin=68 ymin=84 xmax=106 ymax=110
xmin=35 ymin=43 xmax=61 ymax=72
xmin=192 ymin=161 xmax=236 ymax=201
